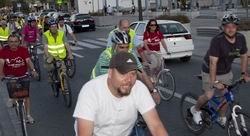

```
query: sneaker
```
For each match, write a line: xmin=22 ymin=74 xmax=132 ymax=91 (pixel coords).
xmin=26 ymin=115 xmax=35 ymax=124
xmin=190 ymin=106 xmax=202 ymax=125
xmin=217 ymin=116 xmax=227 ymax=128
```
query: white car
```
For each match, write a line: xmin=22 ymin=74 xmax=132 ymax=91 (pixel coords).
xmin=130 ymin=20 xmax=194 ymax=62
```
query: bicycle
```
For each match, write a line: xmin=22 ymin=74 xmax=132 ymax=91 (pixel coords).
xmin=50 ymin=59 xmax=72 ymax=108
xmin=66 ymin=41 xmax=77 ymax=78
xmin=2 ymin=74 xmax=31 ymax=136
xmin=27 ymin=42 xmax=41 ymax=81
xmin=144 ymin=51 xmax=176 ymax=101
xmin=180 ymin=77 xmax=250 ymax=136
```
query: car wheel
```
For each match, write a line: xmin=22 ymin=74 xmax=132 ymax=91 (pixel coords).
xmin=180 ymin=56 xmax=191 ymax=62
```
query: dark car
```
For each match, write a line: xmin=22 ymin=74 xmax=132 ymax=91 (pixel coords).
xmin=69 ymin=13 xmax=95 ymax=32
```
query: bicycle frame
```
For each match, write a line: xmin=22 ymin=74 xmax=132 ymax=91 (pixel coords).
xmin=53 ymin=60 xmax=67 ymax=91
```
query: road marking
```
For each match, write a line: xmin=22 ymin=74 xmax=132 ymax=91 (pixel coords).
xmin=82 ymin=39 xmax=106 ymax=47
xmin=157 ymin=86 xmax=196 ymax=104
xmin=77 ymin=41 xmax=101 ymax=49
xmin=73 ymin=52 xmax=84 ymax=58
xmin=97 ymin=38 xmax=107 ymax=42
xmin=70 ymin=46 xmax=84 ymax=50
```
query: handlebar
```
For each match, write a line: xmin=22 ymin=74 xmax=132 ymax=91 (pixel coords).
xmin=227 ymin=78 xmax=246 ymax=90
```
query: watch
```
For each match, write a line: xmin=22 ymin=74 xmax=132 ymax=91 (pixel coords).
xmin=241 ymin=72 xmax=246 ymax=75
xmin=32 ymin=69 xmax=36 ymax=72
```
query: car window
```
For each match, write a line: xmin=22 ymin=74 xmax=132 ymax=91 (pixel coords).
xmin=129 ymin=23 xmax=137 ymax=30
xmin=135 ymin=23 xmax=146 ymax=36
xmin=159 ymin=23 xmax=188 ymax=34
xmin=76 ymin=14 xmax=91 ymax=19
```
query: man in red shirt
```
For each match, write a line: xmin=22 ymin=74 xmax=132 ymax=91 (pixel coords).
xmin=0 ymin=34 xmax=37 ymax=123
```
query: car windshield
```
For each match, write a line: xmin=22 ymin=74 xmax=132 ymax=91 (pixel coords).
xmin=159 ymin=23 xmax=188 ymax=34
xmin=76 ymin=14 xmax=91 ymax=19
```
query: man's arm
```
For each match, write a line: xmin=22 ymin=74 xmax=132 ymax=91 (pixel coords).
xmin=209 ymin=56 xmax=219 ymax=83
xmin=143 ymin=108 xmax=168 ymax=136
xmin=0 ymin=59 xmax=5 ymax=79
xmin=77 ymin=118 xmax=94 ymax=136
xmin=42 ymin=34 xmax=49 ymax=58
xmin=25 ymin=58 xmax=35 ymax=71
xmin=240 ymin=53 xmax=249 ymax=76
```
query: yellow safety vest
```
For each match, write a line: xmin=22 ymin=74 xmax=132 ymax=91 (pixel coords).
xmin=44 ymin=30 xmax=67 ymax=59
xmin=0 ymin=27 xmax=10 ymax=41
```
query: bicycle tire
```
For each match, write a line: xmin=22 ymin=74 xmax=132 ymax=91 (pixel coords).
xmin=155 ymin=69 xmax=176 ymax=101
xmin=66 ymin=59 xmax=76 ymax=78
xmin=61 ymin=74 xmax=72 ymax=108
xmin=226 ymin=110 xmax=250 ymax=136
xmin=180 ymin=93 xmax=207 ymax=135
xmin=18 ymin=102 xmax=28 ymax=136
xmin=34 ymin=57 xmax=41 ymax=81
xmin=51 ymin=72 xmax=59 ymax=98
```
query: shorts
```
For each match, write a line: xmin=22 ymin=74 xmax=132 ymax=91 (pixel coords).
xmin=201 ymin=71 xmax=233 ymax=92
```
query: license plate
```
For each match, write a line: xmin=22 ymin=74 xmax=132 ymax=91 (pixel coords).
xmin=82 ymin=25 xmax=89 ymax=28
xmin=167 ymin=37 xmax=183 ymax=42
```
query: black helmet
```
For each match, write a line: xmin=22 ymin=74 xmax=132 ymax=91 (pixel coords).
xmin=48 ymin=18 xmax=57 ymax=26
xmin=222 ymin=14 xmax=240 ymax=25
xmin=111 ymin=30 xmax=130 ymax=45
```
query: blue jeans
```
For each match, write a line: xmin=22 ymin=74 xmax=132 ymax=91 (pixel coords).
xmin=130 ymin=115 xmax=147 ymax=136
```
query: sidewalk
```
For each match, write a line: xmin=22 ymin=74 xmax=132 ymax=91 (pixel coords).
xmin=0 ymin=82 xmax=18 ymax=136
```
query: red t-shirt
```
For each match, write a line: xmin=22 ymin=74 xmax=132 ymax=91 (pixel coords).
xmin=0 ymin=46 xmax=29 ymax=77
xmin=22 ymin=25 xmax=38 ymax=43
xmin=143 ymin=31 xmax=164 ymax=51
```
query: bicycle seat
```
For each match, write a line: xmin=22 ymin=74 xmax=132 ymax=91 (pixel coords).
xmin=195 ymin=74 xmax=202 ymax=80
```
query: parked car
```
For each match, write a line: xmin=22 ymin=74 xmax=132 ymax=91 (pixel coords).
xmin=53 ymin=12 xmax=71 ymax=23
xmin=69 ymin=13 xmax=95 ymax=32
xmin=130 ymin=20 xmax=194 ymax=62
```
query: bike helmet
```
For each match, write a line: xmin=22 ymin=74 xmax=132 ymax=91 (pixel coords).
xmin=222 ymin=14 xmax=240 ymax=25
xmin=27 ymin=16 xmax=36 ymax=23
xmin=111 ymin=30 xmax=130 ymax=45
xmin=48 ymin=18 xmax=57 ymax=26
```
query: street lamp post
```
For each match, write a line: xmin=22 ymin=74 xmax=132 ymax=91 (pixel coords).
xmin=138 ymin=0 xmax=143 ymax=21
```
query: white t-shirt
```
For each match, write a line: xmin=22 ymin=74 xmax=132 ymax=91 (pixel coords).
xmin=58 ymin=24 xmax=73 ymax=34
xmin=73 ymin=74 xmax=155 ymax=136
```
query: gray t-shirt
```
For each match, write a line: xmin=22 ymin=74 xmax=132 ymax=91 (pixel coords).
xmin=202 ymin=32 xmax=248 ymax=75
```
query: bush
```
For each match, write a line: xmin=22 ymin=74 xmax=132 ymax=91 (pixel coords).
xmin=238 ymin=18 xmax=250 ymax=31
xmin=156 ymin=15 xmax=190 ymax=24
xmin=89 ymin=12 xmax=105 ymax=16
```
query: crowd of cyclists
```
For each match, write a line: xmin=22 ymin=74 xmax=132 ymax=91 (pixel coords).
xmin=0 ymin=10 xmax=249 ymax=136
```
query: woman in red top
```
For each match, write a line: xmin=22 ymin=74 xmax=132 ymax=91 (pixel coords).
xmin=0 ymin=34 xmax=37 ymax=124
xmin=143 ymin=19 xmax=168 ymax=52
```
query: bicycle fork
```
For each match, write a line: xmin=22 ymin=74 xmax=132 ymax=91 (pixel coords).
xmin=231 ymin=105 xmax=247 ymax=136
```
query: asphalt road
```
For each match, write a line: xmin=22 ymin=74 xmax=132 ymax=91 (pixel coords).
xmin=3 ymin=25 xmax=250 ymax=136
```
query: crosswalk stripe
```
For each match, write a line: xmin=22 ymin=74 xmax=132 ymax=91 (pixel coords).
xmin=77 ymin=41 xmax=101 ymax=49
xmin=73 ymin=53 xmax=84 ymax=58
xmin=70 ymin=46 xmax=84 ymax=50
xmin=97 ymin=38 xmax=107 ymax=43
xmin=82 ymin=39 xmax=106 ymax=47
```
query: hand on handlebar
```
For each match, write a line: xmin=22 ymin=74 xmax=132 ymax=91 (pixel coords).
xmin=213 ymin=82 xmax=225 ymax=90
xmin=242 ymin=75 xmax=250 ymax=83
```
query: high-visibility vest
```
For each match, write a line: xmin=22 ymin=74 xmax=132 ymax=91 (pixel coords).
xmin=44 ymin=30 xmax=67 ymax=59
xmin=0 ymin=27 xmax=10 ymax=41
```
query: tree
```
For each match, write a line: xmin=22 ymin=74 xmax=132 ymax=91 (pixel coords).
xmin=0 ymin=0 xmax=11 ymax=8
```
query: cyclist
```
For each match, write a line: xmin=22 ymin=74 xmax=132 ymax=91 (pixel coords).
xmin=0 ymin=18 xmax=10 ymax=49
xmin=57 ymin=16 xmax=77 ymax=45
xmin=0 ymin=34 xmax=38 ymax=123
xmin=74 ymin=52 xmax=168 ymax=136
xmin=43 ymin=16 xmax=50 ymax=32
xmin=15 ymin=15 xmax=25 ymax=33
xmin=190 ymin=14 xmax=250 ymax=127
xmin=22 ymin=16 xmax=40 ymax=47
xmin=43 ymin=18 xmax=73 ymax=83
xmin=139 ymin=19 xmax=169 ymax=82
xmin=91 ymin=30 xmax=161 ymax=104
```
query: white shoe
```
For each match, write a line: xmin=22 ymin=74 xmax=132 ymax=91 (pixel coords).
xmin=6 ymin=99 xmax=15 ymax=108
xmin=217 ymin=117 xmax=227 ymax=127
xmin=190 ymin=106 xmax=202 ymax=125
xmin=26 ymin=115 xmax=35 ymax=124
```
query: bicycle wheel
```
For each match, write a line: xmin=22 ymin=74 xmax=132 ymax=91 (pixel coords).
xmin=180 ymin=93 xmax=207 ymax=135
xmin=50 ymin=72 xmax=59 ymax=98
xmin=18 ymin=101 xmax=28 ymax=136
xmin=66 ymin=59 xmax=76 ymax=78
xmin=61 ymin=74 xmax=72 ymax=108
xmin=155 ymin=69 xmax=176 ymax=101
xmin=226 ymin=110 xmax=250 ymax=136
xmin=33 ymin=57 xmax=41 ymax=81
